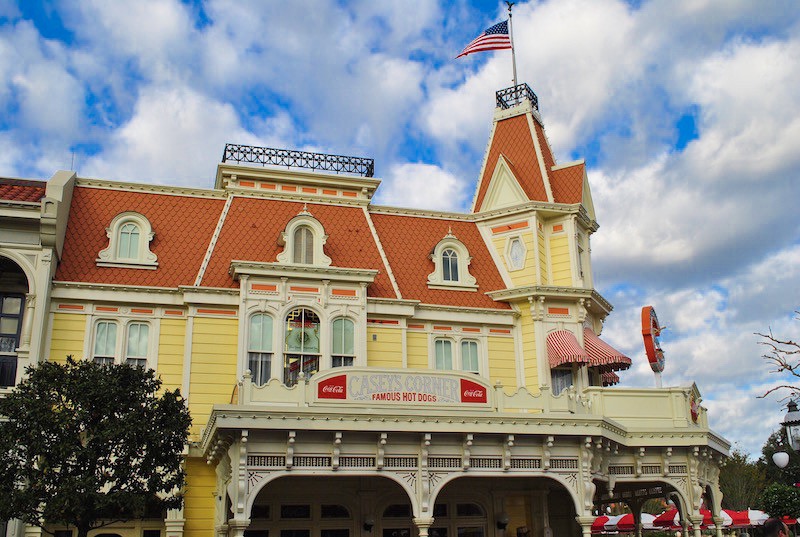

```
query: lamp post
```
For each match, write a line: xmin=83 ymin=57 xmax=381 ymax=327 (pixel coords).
xmin=773 ymin=401 xmax=800 ymax=469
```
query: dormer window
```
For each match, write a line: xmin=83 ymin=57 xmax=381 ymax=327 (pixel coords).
xmin=427 ymin=230 xmax=477 ymax=291
xmin=293 ymin=225 xmax=314 ymax=264
xmin=442 ymin=249 xmax=459 ymax=282
xmin=277 ymin=206 xmax=332 ymax=267
xmin=97 ymin=212 xmax=158 ymax=269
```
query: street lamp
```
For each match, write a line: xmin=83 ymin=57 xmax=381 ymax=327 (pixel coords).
xmin=773 ymin=401 xmax=800 ymax=469
xmin=783 ymin=400 xmax=800 ymax=451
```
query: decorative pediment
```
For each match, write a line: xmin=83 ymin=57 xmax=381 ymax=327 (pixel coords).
xmin=479 ymin=155 xmax=528 ymax=211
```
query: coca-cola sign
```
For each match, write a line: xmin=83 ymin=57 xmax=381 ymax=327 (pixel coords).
xmin=460 ymin=379 xmax=487 ymax=403
xmin=317 ymin=375 xmax=347 ymax=399
xmin=315 ymin=369 xmax=491 ymax=406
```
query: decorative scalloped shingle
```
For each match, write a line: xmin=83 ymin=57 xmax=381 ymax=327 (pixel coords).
xmin=551 ymin=163 xmax=584 ymax=204
xmin=369 ymin=213 xmax=510 ymax=310
xmin=473 ymin=114 xmax=549 ymax=210
xmin=55 ymin=187 xmax=226 ymax=287
xmin=0 ymin=179 xmax=46 ymax=202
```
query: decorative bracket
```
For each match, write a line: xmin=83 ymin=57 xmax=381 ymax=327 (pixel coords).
xmin=286 ymin=431 xmax=296 ymax=469
xmin=377 ymin=433 xmax=387 ymax=469
xmin=463 ymin=433 xmax=473 ymax=470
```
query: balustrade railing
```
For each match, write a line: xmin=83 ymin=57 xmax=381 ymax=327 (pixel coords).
xmin=221 ymin=144 xmax=375 ymax=177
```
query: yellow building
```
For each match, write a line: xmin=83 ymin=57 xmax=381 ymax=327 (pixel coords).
xmin=0 ymin=84 xmax=728 ymax=537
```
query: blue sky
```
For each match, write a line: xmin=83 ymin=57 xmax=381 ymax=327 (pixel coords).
xmin=2 ymin=0 xmax=800 ymax=459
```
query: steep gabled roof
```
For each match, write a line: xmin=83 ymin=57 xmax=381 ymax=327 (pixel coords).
xmin=550 ymin=162 xmax=585 ymax=204
xmin=472 ymin=114 xmax=550 ymax=211
xmin=369 ymin=213 xmax=510 ymax=310
xmin=55 ymin=186 xmax=225 ymax=287
xmin=200 ymin=198 xmax=397 ymax=298
xmin=0 ymin=178 xmax=46 ymax=202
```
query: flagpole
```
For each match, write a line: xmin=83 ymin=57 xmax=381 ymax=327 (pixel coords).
xmin=506 ymin=1 xmax=518 ymax=89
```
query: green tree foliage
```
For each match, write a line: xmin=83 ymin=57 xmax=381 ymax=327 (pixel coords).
xmin=0 ymin=358 xmax=191 ymax=537
xmin=760 ymin=430 xmax=800 ymax=486
xmin=719 ymin=448 xmax=766 ymax=510
xmin=760 ymin=483 xmax=800 ymax=518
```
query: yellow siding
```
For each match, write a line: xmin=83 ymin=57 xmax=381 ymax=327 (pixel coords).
xmin=549 ymin=234 xmax=572 ymax=286
xmin=366 ymin=326 xmax=402 ymax=368
xmin=491 ymin=236 xmax=508 ymax=271
xmin=537 ymin=231 xmax=548 ymax=285
xmin=49 ymin=313 xmax=86 ymax=363
xmin=406 ymin=331 xmax=428 ymax=369
xmin=487 ymin=336 xmax=516 ymax=391
xmin=184 ymin=458 xmax=216 ymax=537
xmin=157 ymin=318 xmax=186 ymax=392
xmin=189 ymin=317 xmax=238 ymax=438
xmin=520 ymin=313 xmax=538 ymax=389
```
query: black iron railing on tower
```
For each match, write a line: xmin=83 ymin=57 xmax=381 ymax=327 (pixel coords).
xmin=221 ymin=144 xmax=375 ymax=178
xmin=495 ymin=83 xmax=538 ymax=111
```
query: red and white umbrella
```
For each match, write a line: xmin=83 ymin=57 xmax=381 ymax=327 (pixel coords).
xmin=592 ymin=513 xmax=656 ymax=533
xmin=654 ymin=508 xmax=785 ymax=530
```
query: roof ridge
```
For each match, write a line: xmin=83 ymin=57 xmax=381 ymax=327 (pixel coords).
xmin=362 ymin=207 xmax=402 ymax=299
xmin=194 ymin=194 xmax=234 ymax=286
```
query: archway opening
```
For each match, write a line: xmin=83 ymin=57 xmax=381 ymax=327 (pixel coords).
xmin=0 ymin=256 xmax=29 ymax=387
xmin=433 ymin=476 xmax=578 ymax=537
xmin=246 ymin=475 xmax=411 ymax=537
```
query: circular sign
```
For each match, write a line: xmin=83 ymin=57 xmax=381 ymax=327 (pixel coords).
xmin=641 ymin=306 xmax=665 ymax=373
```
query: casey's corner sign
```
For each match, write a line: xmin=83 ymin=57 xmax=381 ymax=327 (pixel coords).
xmin=313 ymin=368 xmax=492 ymax=407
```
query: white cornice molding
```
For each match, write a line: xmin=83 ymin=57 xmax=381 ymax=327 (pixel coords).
xmin=486 ymin=285 xmax=613 ymax=313
xmin=216 ymin=162 xmax=381 ymax=192
xmin=229 ymin=260 xmax=378 ymax=283
xmin=368 ymin=204 xmax=475 ymax=220
xmin=75 ymin=178 xmax=224 ymax=199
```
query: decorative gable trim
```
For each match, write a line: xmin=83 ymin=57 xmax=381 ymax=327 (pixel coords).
xmin=479 ymin=155 xmax=529 ymax=212
xmin=96 ymin=212 xmax=158 ymax=270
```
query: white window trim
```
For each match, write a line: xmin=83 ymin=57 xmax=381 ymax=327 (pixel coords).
xmin=430 ymin=336 xmax=483 ymax=374
xmin=88 ymin=317 xmax=158 ymax=370
xmin=504 ymin=235 xmax=527 ymax=271
xmin=276 ymin=208 xmax=332 ymax=267
xmin=427 ymin=234 xmax=477 ymax=290
xmin=247 ymin=312 xmax=275 ymax=386
xmin=331 ymin=316 xmax=356 ymax=367
xmin=97 ymin=212 xmax=158 ymax=269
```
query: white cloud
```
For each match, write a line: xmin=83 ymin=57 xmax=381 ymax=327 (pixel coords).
xmin=375 ymin=162 xmax=468 ymax=211
xmin=80 ymin=85 xmax=262 ymax=185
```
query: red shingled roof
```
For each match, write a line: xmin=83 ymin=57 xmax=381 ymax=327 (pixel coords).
xmin=369 ymin=213 xmax=510 ymax=310
xmin=550 ymin=162 xmax=584 ymax=204
xmin=201 ymin=198 xmax=396 ymax=299
xmin=55 ymin=186 xmax=225 ymax=287
xmin=473 ymin=114 xmax=549 ymax=211
xmin=0 ymin=179 xmax=46 ymax=202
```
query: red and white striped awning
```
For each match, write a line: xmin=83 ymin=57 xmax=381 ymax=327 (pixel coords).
xmin=547 ymin=330 xmax=590 ymax=368
xmin=584 ymin=327 xmax=632 ymax=371
xmin=601 ymin=371 xmax=620 ymax=386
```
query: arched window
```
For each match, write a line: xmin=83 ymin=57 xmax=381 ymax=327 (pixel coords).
xmin=97 ymin=212 xmax=157 ymax=268
xmin=117 ymin=223 xmax=141 ymax=260
xmin=461 ymin=340 xmax=479 ymax=373
xmin=428 ymin=233 xmax=477 ymax=290
xmin=293 ymin=226 xmax=314 ymax=264
xmin=284 ymin=308 xmax=320 ymax=386
xmin=249 ymin=314 xmax=273 ymax=385
xmin=434 ymin=339 xmax=453 ymax=370
xmin=125 ymin=322 xmax=149 ymax=368
xmin=332 ymin=318 xmax=355 ymax=367
xmin=442 ymin=249 xmax=459 ymax=282
xmin=93 ymin=321 xmax=118 ymax=366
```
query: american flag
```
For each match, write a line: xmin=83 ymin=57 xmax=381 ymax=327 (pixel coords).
xmin=456 ymin=20 xmax=512 ymax=59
